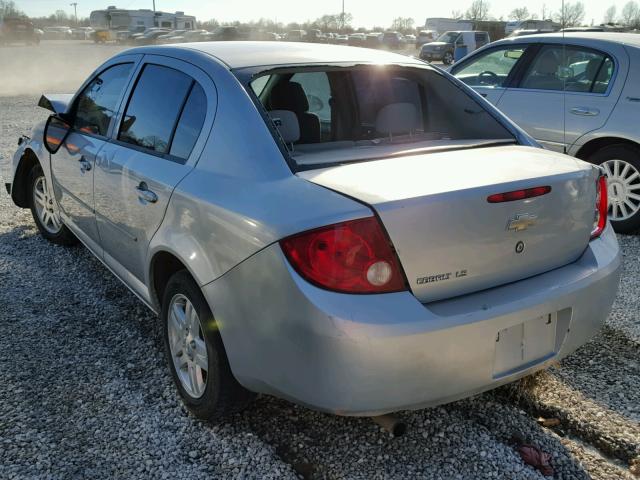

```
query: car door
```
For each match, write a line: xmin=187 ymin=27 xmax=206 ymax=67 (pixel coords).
xmin=51 ymin=57 xmax=139 ymax=248
xmin=496 ymin=43 xmax=626 ymax=152
xmin=450 ymin=44 xmax=532 ymax=105
xmin=93 ymin=56 xmax=215 ymax=293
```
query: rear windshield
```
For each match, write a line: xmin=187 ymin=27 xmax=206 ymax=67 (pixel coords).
xmin=247 ymin=65 xmax=515 ymax=169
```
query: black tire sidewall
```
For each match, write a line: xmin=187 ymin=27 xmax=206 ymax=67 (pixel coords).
xmin=28 ymin=164 xmax=77 ymax=245
xmin=588 ymin=144 xmax=640 ymax=234
xmin=162 ymin=271 xmax=235 ymax=419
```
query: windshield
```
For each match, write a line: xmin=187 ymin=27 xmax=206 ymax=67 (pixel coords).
xmin=436 ymin=32 xmax=459 ymax=43
xmin=246 ymin=65 xmax=515 ymax=169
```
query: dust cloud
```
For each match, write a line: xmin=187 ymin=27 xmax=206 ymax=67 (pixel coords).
xmin=0 ymin=41 xmax=128 ymax=97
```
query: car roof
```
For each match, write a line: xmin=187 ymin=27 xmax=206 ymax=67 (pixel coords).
xmin=161 ymin=41 xmax=424 ymax=69
xmin=493 ymin=31 xmax=640 ymax=48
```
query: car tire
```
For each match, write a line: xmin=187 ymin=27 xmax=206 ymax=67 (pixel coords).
xmin=443 ymin=51 xmax=454 ymax=65
xmin=28 ymin=163 xmax=77 ymax=245
xmin=588 ymin=144 xmax=640 ymax=234
xmin=162 ymin=270 xmax=255 ymax=421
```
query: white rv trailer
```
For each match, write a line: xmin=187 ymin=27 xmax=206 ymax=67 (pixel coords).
xmin=90 ymin=6 xmax=196 ymax=34
xmin=424 ymin=18 xmax=473 ymax=35
xmin=505 ymin=19 xmax=559 ymax=34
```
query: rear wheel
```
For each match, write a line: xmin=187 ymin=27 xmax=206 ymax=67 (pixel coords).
xmin=443 ymin=51 xmax=454 ymax=65
xmin=162 ymin=271 xmax=255 ymax=421
xmin=588 ymin=144 xmax=640 ymax=234
xmin=28 ymin=164 xmax=77 ymax=245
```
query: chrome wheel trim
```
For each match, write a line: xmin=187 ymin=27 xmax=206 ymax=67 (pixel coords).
xmin=167 ymin=294 xmax=208 ymax=399
xmin=602 ymin=159 xmax=640 ymax=221
xmin=32 ymin=175 xmax=62 ymax=234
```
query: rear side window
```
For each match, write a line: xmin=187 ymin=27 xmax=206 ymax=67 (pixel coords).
xmin=520 ymin=45 xmax=614 ymax=93
xmin=169 ymin=83 xmax=207 ymax=160
xmin=118 ymin=64 xmax=194 ymax=155
xmin=73 ymin=63 xmax=134 ymax=136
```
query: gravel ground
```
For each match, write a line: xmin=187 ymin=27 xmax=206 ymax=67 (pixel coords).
xmin=1 ymin=42 xmax=639 ymax=480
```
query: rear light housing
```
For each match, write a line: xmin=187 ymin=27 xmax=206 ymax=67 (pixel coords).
xmin=487 ymin=186 xmax=551 ymax=203
xmin=591 ymin=174 xmax=608 ymax=239
xmin=280 ymin=216 xmax=407 ymax=294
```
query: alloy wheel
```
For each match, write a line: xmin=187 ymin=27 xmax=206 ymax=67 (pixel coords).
xmin=167 ymin=294 xmax=208 ymax=398
xmin=32 ymin=175 xmax=62 ymax=234
xmin=602 ymin=159 xmax=640 ymax=221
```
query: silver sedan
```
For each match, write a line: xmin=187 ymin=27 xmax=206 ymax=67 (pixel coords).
xmin=3 ymin=42 xmax=621 ymax=420
xmin=451 ymin=32 xmax=640 ymax=233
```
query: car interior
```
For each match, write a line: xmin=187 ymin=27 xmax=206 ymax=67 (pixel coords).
xmin=250 ymin=67 xmax=514 ymax=164
xmin=521 ymin=47 xmax=613 ymax=93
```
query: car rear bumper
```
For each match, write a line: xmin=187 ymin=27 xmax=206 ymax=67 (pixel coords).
xmin=203 ymin=225 xmax=621 ymax=416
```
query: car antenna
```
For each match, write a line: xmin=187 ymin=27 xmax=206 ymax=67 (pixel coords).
xmin=562 ymin=0 xmax=567 ymax=154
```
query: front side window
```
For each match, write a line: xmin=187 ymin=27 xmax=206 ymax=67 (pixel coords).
xmin=118 ymin=64 xmax=194 ymax=155
xmin=453 ymin=47 xmax=527 ymax=88
xmin=437 ymin=32 xmax=459 ymax=43
xmin=72 ymin=62 xmax=134 ymax=136
xmin=520 ymin=45 xmax=614 ymax=93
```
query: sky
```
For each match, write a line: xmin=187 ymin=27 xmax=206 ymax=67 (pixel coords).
xmin=15 ymin=0 xmax=629 ymax=28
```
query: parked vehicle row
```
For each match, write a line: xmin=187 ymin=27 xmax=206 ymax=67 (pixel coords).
xmin=0 ymin=17 xmax=42 ymax=45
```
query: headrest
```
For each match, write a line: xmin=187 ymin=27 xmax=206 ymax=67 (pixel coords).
xmin=269 ymin=81 xmax=309 ymax=113
xmin=269 ymin=110 xmax=300 ymax=144
xmin=375 ymin=103 xmax=418 ymax=136
xmin=536 ymin=50 xmax=560 ymax=75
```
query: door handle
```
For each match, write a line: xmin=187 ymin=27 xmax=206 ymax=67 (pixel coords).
xmin=135 ymin=182 xmax=158 ymax=204
xmin=570 ymin=107 xmax=599 ymax=116
xmin=79 ymin=156 xmax=92 ymax=173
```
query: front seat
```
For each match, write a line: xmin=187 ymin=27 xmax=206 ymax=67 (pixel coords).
xmin=522 ymin=50 xmax=563 ymax=91
xmin=268 ymin=82 xmax=321 ymax=143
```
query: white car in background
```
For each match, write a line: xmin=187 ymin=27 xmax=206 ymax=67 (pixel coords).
xmin=451 ymin=33 xmax=640 ymax=232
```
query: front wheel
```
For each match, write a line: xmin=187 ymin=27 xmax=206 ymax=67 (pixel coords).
xmin=162 ymin=271 xmax=255 ymax=421
xmin=588 ymin=144 xmax=640 ymax=234
xmin=443 ymin=51 xmax=454 ymax=65
xmin=28 ymin=164 xmax=77 ymax=245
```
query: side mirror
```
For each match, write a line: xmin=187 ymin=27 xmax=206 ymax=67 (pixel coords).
xmin=44 ymin=114 xmax=72 ymax=154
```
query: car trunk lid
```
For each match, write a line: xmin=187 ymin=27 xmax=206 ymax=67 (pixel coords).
xmin=298 ymin=146 xmax=598 ymax=303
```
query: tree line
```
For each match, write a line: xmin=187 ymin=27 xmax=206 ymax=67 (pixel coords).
xmin=3 ymin=0 xmax=640 ymax=33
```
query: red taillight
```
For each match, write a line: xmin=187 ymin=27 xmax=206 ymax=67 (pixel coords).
xmin=487 ymin=186 xmax=551 ymax=203
xmin=280 ymin=217 xmax=407 ymax=294
xmin=591 ymin=174 xmax=608 ymax=239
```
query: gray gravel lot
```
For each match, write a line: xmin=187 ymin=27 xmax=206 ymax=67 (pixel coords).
xmin=1 ymin=42 xmax=639 ymax=480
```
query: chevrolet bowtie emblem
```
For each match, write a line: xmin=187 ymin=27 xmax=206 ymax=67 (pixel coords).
xmin=507 ymin=213 xmax=538 ymax=232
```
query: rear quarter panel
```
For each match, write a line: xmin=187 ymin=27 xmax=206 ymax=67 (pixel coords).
xmin=147 ymin=57 xmax=370 ymax=291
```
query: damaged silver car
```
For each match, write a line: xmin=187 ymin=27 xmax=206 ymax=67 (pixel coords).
xmin=3 ymin=42 xmax=621 ymax=420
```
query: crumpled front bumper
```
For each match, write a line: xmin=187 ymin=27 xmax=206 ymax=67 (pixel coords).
xmin=203 ymin=225 xmax=621 ymax=416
